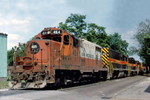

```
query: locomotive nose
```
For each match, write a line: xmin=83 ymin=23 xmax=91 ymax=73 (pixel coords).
xmin=28 ymin=41 xmax=50 ymax=68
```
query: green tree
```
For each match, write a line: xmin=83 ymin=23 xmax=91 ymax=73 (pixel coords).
xmin=7 ymin=43 xmax=26 ymax=66
xmin=8 ymin=47 xmax=15 ymax=66
xmin=135 ymin=19 xmax=150 ymax=71
xmin=59 ymin=13 xmax=87 ymax=38
xmin=109 ymin=33 xmax=128 ymax=56
xmin=85 ymin=23 xmax=109 ymax=47
xmin=128 ymin=46 xmax=138 ymax=56
xmin=135 ymin=19 xmax=150 ymax=45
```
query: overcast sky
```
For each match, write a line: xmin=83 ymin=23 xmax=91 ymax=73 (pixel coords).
xmin=0 ymin=0 xmax=150 ymax=60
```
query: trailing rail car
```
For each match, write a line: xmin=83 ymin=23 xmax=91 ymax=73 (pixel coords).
xmin=8 ymin=27 xmax=145 ymax=89
xmin=139 ymin=64 xmax=146 ymax=75
xmin=102 ymin=48 xmax=128 ymax=79
xmin=128 ymin=57 xmax=138 ymax=76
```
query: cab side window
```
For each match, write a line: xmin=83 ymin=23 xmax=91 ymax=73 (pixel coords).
xmin=73 ymin=37 xmax=79 ymax=47
xmin=52 ymin=37 xmax=61 ymax=42
xmin=64 ymin=35 xmax=69 ymax=45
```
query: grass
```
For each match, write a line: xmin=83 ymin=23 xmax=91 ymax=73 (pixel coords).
xmin=0 ymin=80 xmax=8 ymax=89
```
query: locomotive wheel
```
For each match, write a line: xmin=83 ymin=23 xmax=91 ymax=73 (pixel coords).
xmin=55 ymin=78 xmax=61 ymax=87
xmin=71 ymin=77 xmax=75 ymax=84
xmin=55 ymin=77 xmax=67 ymax=87
xmin=63 ymin=77 xmax=68 ymax=85
xmin=102 ymin=76 xmax=107 ymax=81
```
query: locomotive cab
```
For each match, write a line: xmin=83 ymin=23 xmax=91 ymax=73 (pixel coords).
xmin=8 ymin=27 xmax=80 ymax=89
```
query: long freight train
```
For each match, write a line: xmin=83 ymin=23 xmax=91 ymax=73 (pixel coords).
xmin=8 ymin=27 xmax=146 ymax=89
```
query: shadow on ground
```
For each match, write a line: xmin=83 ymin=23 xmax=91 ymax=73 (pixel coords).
xmin=144 ymin=85 xmax=150 ymax=93
xmin=23 ymin=79 xmax=104 ymax=91
xmin=20 ymin=77 xmax=129 ymax=91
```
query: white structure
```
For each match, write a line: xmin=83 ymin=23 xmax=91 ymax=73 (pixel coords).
xmin=0 ymin=33 xmax=7 ymax=77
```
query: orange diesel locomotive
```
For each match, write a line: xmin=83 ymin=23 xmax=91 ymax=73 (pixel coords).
xmin=8 ymin=27 xmax=145 ymax=89
xmin=9 ymin=27 xmax=108 ymax=88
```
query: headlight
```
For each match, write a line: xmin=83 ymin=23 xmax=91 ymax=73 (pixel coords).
xmin=30 ymin=42 xmax=40 ymax=54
